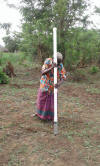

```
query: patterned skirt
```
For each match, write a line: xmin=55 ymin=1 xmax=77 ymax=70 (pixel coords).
xmin=36 ymin=89 xmax=54 ymax=120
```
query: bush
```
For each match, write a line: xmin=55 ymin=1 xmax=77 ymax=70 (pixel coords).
xmin=89 ymin=66 xmax=99 ymax=74
xmin=0 ymin=67 xmax=9 ymax=84
xmin=0 ymin=52 xmax=3 ymax=65
xmin=0 ymin=52 xmax=25 ymax=65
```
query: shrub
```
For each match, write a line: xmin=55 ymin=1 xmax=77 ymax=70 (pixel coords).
xmin=0 ymin=52 xmax=25 ymax=65
xmin=0 ymin=67 xmax=9 ymax=84
xmin=89 ymin=66 xmax=99 ymax=74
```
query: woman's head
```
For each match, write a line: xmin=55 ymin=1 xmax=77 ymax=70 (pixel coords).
xmin=57 ymin=52 xmax=63 ymax=64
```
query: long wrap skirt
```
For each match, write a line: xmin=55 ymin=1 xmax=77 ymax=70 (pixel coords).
xmin=36 ymin=89 xmax=54 ymax=120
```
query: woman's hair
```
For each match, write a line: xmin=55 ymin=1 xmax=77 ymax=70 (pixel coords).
xmin=57 ymin=52 xmax=63 ymax=60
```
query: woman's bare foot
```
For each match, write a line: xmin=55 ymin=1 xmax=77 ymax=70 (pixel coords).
xmin=31 ymin=113 xmax=37 ymax=117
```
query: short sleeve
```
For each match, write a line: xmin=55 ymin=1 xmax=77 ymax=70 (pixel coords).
xmin=42 ymin=58 xmax=53 ymax=70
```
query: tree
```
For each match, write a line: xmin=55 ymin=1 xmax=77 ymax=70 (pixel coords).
xmin=3 ymin=33 xmax=21 ymax=52
xmin=64 ymin=28 xmax=100 ymax=69
xmin=0 ymin=23 xmax=11 ymax=35
xmin=20 ymin=0 xmax=90 ymax=61
xmin=95 ymin=7 xmax=100 ymax=14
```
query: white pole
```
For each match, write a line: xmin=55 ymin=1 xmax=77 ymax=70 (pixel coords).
xmin=53 ymin=27 xmax=58 ymax=135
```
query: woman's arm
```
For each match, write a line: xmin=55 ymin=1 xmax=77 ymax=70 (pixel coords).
xmin=41 ymin=66 xmax=53 ymax=75
xmin=41 ymin=63 xmax=57 ymax=75
xmin=54 ymin=78 xmax=64 ymax=88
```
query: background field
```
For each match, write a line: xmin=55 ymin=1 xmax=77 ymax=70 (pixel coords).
xmin=0 ymin=53 xmax=100 ymax=166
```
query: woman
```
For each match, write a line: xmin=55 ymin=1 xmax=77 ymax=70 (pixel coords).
xmin=35 ymin=52 xmax=66 ymax=121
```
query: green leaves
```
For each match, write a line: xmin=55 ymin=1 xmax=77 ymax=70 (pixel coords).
xmin=20 ymin=0 xmax=89 ymax=58
xmin=0 ymin=67 xmax=9 ymax=84
xmin=18 ymin=0 xmax=100 ymax=69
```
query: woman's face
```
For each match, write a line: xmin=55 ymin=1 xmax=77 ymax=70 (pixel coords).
xmin=57 ymin=58 xmax=62 ymax=64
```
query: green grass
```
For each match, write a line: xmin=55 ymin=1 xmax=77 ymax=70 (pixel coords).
xmin=86 ymin=87 xmax=100 ymax=94
xmin=0 ymin=52 xmax=25 ymax=65
xmin=8 ymin=154 xmax=25 ymax=166
xmin=0 ymin=52 xmax=41 ymax=71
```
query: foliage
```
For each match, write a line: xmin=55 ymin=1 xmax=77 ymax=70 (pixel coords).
xmin=95 ymin=7 xmax=100 ymax=14
xmin=3 ymin=33 xmax=21 ymax=52
xmin=64 ymin=28 xmax=100 ymax=69
xmin=0 ymin=67 xmax=9 ymax=84
xmin=0 ymin=22 xmax=11 ymax=35
xmin=89 ymin=66 xmax=100 ymax=74
xmin=20 ymin=0 xmax=90 ymax=62
xmin=0 ymin=52 xmax=25 ymax=65
xmin=3 ymin=0 xmax=100 ymax=70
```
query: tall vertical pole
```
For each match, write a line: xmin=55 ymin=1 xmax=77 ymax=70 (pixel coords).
xmin=53 ymin=27 xmax=58 ymax=135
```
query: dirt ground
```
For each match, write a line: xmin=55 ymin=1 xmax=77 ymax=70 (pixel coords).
xmin=0 ymin=66 xmax=100 ymax=166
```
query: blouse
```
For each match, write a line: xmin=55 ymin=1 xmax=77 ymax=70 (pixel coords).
xmin=40 ymin=58 xmax=66 ymax=93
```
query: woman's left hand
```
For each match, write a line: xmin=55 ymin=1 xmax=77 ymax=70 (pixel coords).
xmin=54 ymin=83 xmax=59 ymax=88
xmin=54 ymin=79 xmax=64 ymax=88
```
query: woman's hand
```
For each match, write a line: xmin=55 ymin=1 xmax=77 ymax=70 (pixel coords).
xmin=52 ymin=62 xmax=57 ymax=68
xmin=41 ymin=64 xmax=55 ymax=75
xmin=41 ymin=62 xmax=57 ymax=75
xmin=54 ymin=79 xmax=64 ymax=88
xmin=54 ymin=83 xmax=59 ymax=88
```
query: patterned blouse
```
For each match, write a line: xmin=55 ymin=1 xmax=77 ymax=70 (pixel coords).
xmin=40 ymin=58 xmax=66 ymax=93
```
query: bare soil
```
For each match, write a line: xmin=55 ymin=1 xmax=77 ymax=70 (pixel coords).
xmin=0 ymin=66 xmax=100 ymax=166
